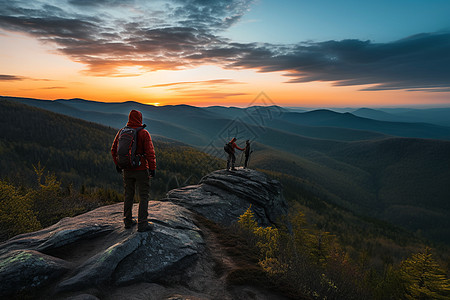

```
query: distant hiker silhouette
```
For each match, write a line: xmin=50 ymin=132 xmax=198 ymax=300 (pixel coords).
xmin=111 ymin=110 xmax=156 ymax=232
xmin=244 ymin=140 xmax=252 ymax=169
xmin=224 ymin=137 xmax=245 ymax=171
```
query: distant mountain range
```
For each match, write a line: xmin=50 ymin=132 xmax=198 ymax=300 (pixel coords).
xmin=347 ymin=107 xmax=450 ymax=127
xmin=4 ymin=96 xmax=450 ymax=142
xmin=291 ymin=106 xmax=450 ymax=127
xmin=2 ymin=96 xmax=450 ymax=244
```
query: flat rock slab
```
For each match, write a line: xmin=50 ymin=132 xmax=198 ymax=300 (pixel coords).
xmin=0 ymin=201 xmax=203 ymax=297
xmin=163 ymin=168 xmax=288 ymax=227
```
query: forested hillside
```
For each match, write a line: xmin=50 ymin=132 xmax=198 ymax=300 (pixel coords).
xmin=3 ymin=96 xmax=450 ymax=245
xmin=0 ymin=99 xmax=223 ymax=197
xmin=249 ymin=136 xmax=450 ymax=244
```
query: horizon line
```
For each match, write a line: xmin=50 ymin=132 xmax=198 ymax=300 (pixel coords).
xmin=2 ymin=95 xmax=450 ymax=110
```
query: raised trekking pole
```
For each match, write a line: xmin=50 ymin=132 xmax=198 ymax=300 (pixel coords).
xmin=239 ymin=151 xmax=244 ymax=167
xmin=247 ymin=150 xmax=253 ymax=168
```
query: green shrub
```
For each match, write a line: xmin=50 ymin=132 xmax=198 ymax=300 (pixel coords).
xmin=0 ymin=180 xmax=41 ymax=240
xmin=237 ymin=205 xmax=370 ymax=299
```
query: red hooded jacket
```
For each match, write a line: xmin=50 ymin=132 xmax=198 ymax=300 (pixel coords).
xmin=229 ymin=138 xmax=244 ymax=153
xmin=111 ymin=110 xmax=156 ymax=171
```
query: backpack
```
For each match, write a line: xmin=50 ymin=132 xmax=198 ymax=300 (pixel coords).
xmin=117 ymin=126 xmax=144 ymax=169
xmin=224 ymin=142 xmax=233 ymax=154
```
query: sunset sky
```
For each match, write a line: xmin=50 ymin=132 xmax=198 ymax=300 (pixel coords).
xmin=1 ymin=0 xmax=450 ymax=107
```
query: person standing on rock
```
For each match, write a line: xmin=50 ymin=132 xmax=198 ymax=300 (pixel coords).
xmin=111 ymin=110 xmax=156 ymax=232
xmin=244 ymin=140 xmax=252 ymax=169
xmin=225 ymin=137 xmax=245 ymax=171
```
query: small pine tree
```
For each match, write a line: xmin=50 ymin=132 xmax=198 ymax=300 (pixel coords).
xmin=400 ymin=247 xmax=450 ymax=299
xmin=238 ymin=205 xmax=258 ymax=231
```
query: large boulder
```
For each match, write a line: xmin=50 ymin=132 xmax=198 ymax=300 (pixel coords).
xmin=0 ymin=201 xmax=203 ymax=297
xmin=0 ymin=249 xmax=70 ymax=297
xmin=163 ymin=168 xmax=288 ymax=227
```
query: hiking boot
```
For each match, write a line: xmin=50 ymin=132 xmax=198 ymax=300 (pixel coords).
xmin=138 ymin=222 xmax=154 ymax=232
xmin=124 ymin=219 xmax=137 ymax=229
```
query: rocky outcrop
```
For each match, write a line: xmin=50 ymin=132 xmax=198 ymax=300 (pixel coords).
xmin=0 ymin=169 xmax=289 ymax=299
xmin=0 ymin=202 xmax=203 ymax=298
xmin=163 ymin=169 xmax=288 ymax=227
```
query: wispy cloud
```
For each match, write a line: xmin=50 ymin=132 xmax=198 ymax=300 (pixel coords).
xmin=176 ymin=90 xmax=250 ymax=99
xmin=0 ymin=74 xmax=54 ymax=81
xmin=0 ymin=1 xmax=449 ymax=92
xmin=39 ymin=86 xmax=67 ymax=89
xmin=144 ymin=79 xmax=248 ymax=99
xmin=144 ymin=79 xmax=245 ymax=88
xmin=406 ymin=88 xmax=450 ymax=93
xmin=0 ymin=74 xmax=26 ymax=81
xmin=19 ymin=86 xmax=67 ymax=91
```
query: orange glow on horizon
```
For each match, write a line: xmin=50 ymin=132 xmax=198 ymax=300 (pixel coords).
xmin=2 ymin=32 xmax=450 ymax=108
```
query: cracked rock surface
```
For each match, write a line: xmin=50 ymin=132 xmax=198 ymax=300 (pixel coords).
xmin=164 ymin=168 xmax=288 ymax=227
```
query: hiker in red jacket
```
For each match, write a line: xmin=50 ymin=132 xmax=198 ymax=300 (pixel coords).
xmin=226 ymin=137 xmax=245 ymax=171
xmin=111 ymin=110 xmax=156 ymax=232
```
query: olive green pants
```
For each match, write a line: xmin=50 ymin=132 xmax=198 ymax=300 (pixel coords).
xmin=226 ymin=152 xmax=236 ymax=170
xmin=123 ymin=169 xmax=150 ymax=226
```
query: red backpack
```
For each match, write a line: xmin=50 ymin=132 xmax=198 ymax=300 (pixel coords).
xmin=117 ymin=126 xmax=144 ymax=169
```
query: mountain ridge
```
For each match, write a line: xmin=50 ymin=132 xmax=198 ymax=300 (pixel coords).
xmin=352 ymin=107 xmax=450 ymax=127
xmin=279 ymin=109 xmax=450 ymax=139
xmin=4 ymin=96 xmax=450 ymax=141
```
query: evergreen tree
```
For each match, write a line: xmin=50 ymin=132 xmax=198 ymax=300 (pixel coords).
xmin=400 ymin=247 xmax=450 ymax=299
xmin=238 ymin=205 xmax=258 ymax=231
xmin=0 ymin=180 xmax=41 ymax=240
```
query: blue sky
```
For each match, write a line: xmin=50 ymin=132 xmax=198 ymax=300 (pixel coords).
xmin=226 ymin=0 xmax=450 ymax=43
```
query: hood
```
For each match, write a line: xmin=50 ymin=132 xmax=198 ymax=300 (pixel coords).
xmin=127 ymin=110 xmax=143 ymax=127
